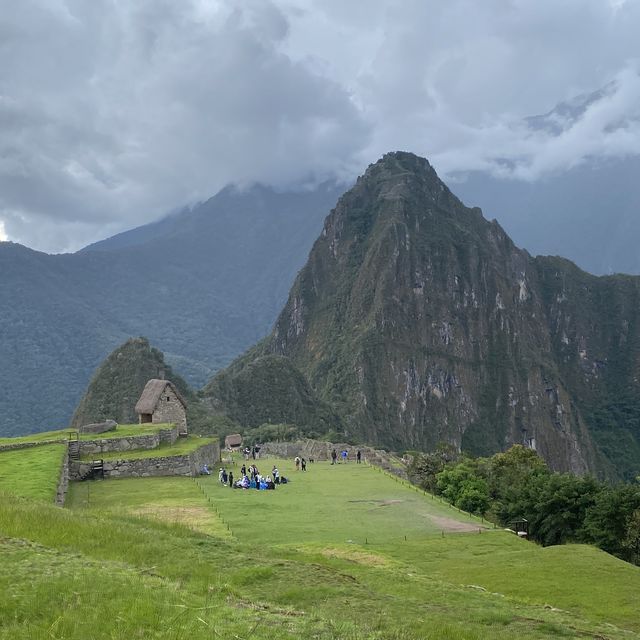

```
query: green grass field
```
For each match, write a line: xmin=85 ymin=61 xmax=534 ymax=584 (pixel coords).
xmin=199 ymin=458 xmax=487 ymax=544
xmin=0 ymin=423 xmax=174 ymax=446
xmin=0 ymin=444 xmax=66 ymax=500
xmin=1 ymin=454 xmax=639 ymax=638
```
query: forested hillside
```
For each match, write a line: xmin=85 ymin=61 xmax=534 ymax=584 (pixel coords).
xmin=0 ymin=183 xmax=343 ymax=436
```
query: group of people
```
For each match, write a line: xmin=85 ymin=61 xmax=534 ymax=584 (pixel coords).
xmin=330 ymin=449 xmax=362 ymax=464
xmin=218 ymin=463 xmax=289 ymax=490
xmin=293 ymin=456 xmax=308 ymax=471
xmin=242 ymin=446 xmax=261 ymax=460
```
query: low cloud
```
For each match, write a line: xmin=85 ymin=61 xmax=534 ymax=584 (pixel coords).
xmin=1 ymin=0 xmax=639 ymax=251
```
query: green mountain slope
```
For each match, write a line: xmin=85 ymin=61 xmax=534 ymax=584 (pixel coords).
xmin=204 ymin=152 xmax=640 ymax=478
xmin=70 ymin=337 xmax=215 ymax=433
xmin=0 ymin=183 xmax=343 ymax=436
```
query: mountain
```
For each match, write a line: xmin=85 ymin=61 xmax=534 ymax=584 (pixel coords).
xmin=0 ymin=182 xmax=344 ymax=436
xmin=203 ymin=152 xmax=640 ymax=479
xmin=70 ymin=337 xmax=217 ymax=433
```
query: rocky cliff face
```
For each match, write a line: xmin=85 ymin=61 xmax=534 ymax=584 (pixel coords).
xmin=205 ymin=152 xmax=640 ymax=478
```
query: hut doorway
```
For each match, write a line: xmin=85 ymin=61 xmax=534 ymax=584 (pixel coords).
xmin=140 ymin=413 xmax=152 ymax=424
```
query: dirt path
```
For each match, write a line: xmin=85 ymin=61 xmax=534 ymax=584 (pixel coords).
xmin=428 ymin=515 xmax=489 ymax=533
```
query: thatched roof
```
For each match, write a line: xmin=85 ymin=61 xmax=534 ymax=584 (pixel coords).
xmin=225 ymin=433 xmax=243 ymax=447
xmin=135 ymin=379 xmax=187 ymax=414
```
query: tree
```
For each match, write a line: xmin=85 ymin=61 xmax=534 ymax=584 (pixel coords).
xmin=583 ymin=483 xmax=640 ymax=561
xmin=436 ymin=459 xmax=490 ymax=515
xmin=408 ymin=443 xmax=459 ymax=493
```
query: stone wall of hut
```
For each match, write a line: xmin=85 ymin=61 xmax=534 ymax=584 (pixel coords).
xmin=151 ymin=386 xmax=187 ymax=433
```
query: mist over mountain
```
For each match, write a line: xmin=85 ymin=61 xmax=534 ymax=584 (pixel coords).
xmin=0 ymin=182 xmax=344 ymax=436
xmin=453 ymin=86 xmax=640 ymax=276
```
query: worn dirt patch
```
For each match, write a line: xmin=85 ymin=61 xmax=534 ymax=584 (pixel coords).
xmin=348 ymin=499 xmax=404 ymax=506
xmin=132 ymin=504 xmax=215 ymax=534
xmin=320 ymin=547 xmax=390 ymax=567
xmin=428 ymin=515 xmax=487 ymax=533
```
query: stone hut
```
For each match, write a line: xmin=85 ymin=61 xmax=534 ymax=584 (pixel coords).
xmin=135 ymin=379 xmax=188 ymax=435
xmin=224 ymin=433 xmax=243 ymax=450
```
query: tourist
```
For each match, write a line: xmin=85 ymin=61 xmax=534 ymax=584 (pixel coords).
xmin=240 ymin=464 xmax=247 ymax=477
xmin=356 ymin=450 xmax=362 ymax=464
xmin=294 ymin=455 xmax=301 ymax=471
xmin=221 ymin=469 xmax=228 ymax=484
xmin=273 ymin=466 xmax=280 ymax=484
xmin=202 ymin=464 xmax=211 ymax=475
xmin=228 ymin=470 xmax=234 ymax=487
xmin=341 ymin=449 xmax=348 ymax=463
xmin=301 ymin=457 xmax=307 ymax=472
xmin=331 ymin=449 xmax=337 ymax=465
xmin=218 ymin=467 xmax=225 ymax=482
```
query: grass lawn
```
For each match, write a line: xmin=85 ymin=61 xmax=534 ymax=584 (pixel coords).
xmin=66 ymin=476 xmax=231 ymax=538
xmin=1 ymin=459 xmax=639 ymax=638
xmin=0 ymin=444 xmax=66 ymax=501
xmin=80 ymin=435 xmax=216 ymax=461
xmin=0 ymin=423 xmax=175 ymax=446
xmin=198 ymin=458 xmax=487 ymax=545
xmin=0 ymin=429 xmax=70 ymax=446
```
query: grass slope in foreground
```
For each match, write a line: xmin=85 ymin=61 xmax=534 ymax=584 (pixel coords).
xmin=0 ymin=444 xmax=66 ymax=500
xmin=0 ymin=461 xmax=638 ymax=638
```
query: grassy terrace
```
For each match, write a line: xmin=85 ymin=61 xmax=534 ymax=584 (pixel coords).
xmin=0 ymin=460 xmax=632 ymax=638
xmin=0 ymin=444 xmax=67 ymax=500
xmin=79 ymin=435 xmax=216 ymax=461
xmin=0 ymin=423 xmax=174 ymax=446
xmin=199 ymin=457 xmax=486 ymax=544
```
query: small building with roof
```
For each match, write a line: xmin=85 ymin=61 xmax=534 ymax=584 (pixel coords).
xmin=224 ymin=433 xmax=243 ymax=450
xmin=135 ymin=379 xmax=188 ymax=434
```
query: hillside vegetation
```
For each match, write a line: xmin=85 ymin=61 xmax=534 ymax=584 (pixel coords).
xmin=0 ymin=183 xmax=343 ymax=437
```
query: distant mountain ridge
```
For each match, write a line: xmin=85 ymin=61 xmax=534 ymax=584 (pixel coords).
xmin=203 ymin=152 xmax=640 ymax=479
xmin=0 ymin=182 xmax=344 ymax=436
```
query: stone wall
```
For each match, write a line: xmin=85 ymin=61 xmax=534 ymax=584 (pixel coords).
xmin=151 ymin=386 xmax=187 ymax=433
xmin=55 ymin=452 xmax=69 ymax=506
xmin=70 ymin=440 xmax=219 ymax=480
xmin=78 ymin=425 xmax=178 ymax=456
xmin=79 ymin=420 xmax=117 ymax=435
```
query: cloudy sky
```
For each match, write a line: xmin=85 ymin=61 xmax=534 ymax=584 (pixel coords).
xmin=1 ymin=0 xmax=639 ymax=252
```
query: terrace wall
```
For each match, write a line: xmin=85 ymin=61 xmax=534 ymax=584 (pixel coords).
xmin=70 ymin=440 xmax=219 ymax=480
xmin=78 ymin=425 xmax=178 ymax=456
xmin=55 ymin=452 xmax=69 ymax=506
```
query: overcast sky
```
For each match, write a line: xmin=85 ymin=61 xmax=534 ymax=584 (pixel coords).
xmin=1 ymin=0 xmax=639 ymax=252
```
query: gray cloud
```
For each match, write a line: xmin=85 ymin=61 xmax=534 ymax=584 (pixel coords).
xmin=0 ymin=0 xmax=639 ymax=251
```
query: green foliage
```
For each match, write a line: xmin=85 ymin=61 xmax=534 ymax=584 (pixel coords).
xmin=582 ymin=483 xmax=640 ymax=561
xmin=242 ymin=423 xmax=301 ymax=445
xmin=412 ymin=445 xmax=640 ymax=565
xmin=203 ymin=354 xmax=340 ymax=435
xmin=408 ymin=443 xmax=459 ymax=492
xmin=436 ymin=459 xmax=490 ymax=515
